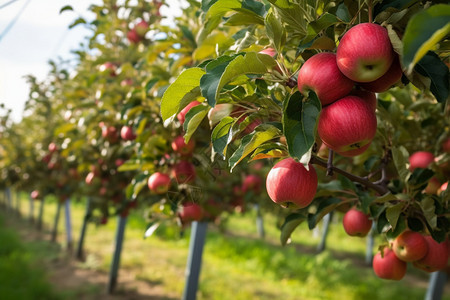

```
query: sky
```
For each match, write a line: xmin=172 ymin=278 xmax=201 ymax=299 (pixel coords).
xmin=0 ymin=0 xmax=184 ymax=122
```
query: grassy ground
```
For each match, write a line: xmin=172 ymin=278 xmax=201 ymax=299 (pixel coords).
xmin=0 ymin=191 xmax=448 ymax=300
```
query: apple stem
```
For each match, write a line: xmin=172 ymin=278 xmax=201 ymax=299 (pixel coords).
xmin=326 ymin=149 xmax=334 ymax=176
xmin=310 ymin=155 xmax=390 ymax=195
xmin=367 ymin=0 xmax=373 ymax=23
xmin=285 ymin=77 xmax=297 ymax=88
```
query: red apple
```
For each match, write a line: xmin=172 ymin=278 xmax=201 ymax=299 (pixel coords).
xmin=115 ymin=159 xmax=125 ymax=167
xmin=425 ymin=177 xmax=441 ymax=195
xmin=318 ymin=95 xmax=377 ymax=157
xmin=242 ymin=174 xmax=263 ymax=194
xmin=179 ymin=202 xmax=203 ymax=222
xmin=266 ymin=158 xmax=318 ymax=208
xmin=373 ymin=247 xmax=407 ymax=280
xmin=413 ymin=236 xmax=449 ymax=272
xmin=148 ymin=172 xmax=171 ymax=194
xmin=392 ymin=230 xmax=428 ymax=262
xmin=48 ymin=142 xmax=58 ymax=153
xmin=438 ymin=182 xmax=448 ymax=196
xmin=101 ymin=125 xmax=119 ymax=142
xmin=337 ymin=23 xmax=394 ymax=82
xmin=135 ymin=20 xmax=149 ymax=37
xmin=442 ymin=138 xmax=450 ymax=153
xmin=30 ymin=190 xmax=40 ymax=200
xmin=99 ymin=62 xmax=117 ymax=77
xmin=127 ymin=28 xmax=141 ymax=44
xmin=172 ymin=161 xmax=196 ymax=184
xmin=120 ymin=126 xmax=136 ymax=141
xmin=349 ymin=89 xmax=377 ymax=111
xmin=171 ymin=136 xmax=195 ymax=155
xmin=409 ymin=151 xmax=434 ymax=171
xmin=297 ymin=52 xmax=354 ymax=106
xmin=177 ymin=101 xmax=201 ymax=124
xmin=259 ymin=47 xmax=277 ymax=57
xmin=342 ymin=208 xmax=372 ymax=237
xmin=359 ymin=55 xmax=403 ymax=92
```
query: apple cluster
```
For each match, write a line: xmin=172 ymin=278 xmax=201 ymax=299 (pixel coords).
xmin=374 ymin=231 xmax=449 ymax=280
xmin=298 ymin=23 xmax=403 ymax=157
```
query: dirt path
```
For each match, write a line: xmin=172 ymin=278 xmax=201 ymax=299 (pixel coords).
xmin=3 ymin=212 xmax=178 ymax=300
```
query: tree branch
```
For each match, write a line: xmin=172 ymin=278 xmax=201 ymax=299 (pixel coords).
xmin=310 ymin=155 xmax=390 ymax=195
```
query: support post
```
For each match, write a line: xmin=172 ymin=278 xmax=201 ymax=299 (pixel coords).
xmin=317 ymin=211 xmax=333 ymax=253
xmin=36 ymin=199 xmax=45 ymax=230
xmin=182 ymin=221 xmax=208 ymax=300
xmin=6 ymin=188 xmax=12 ymax=212
xmin=425 ymin=271 xmax=447 ymax=300
xmin=107 ymin=215 xmax=128 ymax=294
xmin=365 ymin=222 xmax=376 ymax=265
xmin=76 ymin=198 xmax=92 ymax=260
xmin=51 ymin=200 xmax=62 ymax=242
xmin=15 ymin=192 xmax=21 ymax=216
xmin=255 ymin=204 xmax=265 ymax=239
xmin=64 ymin=198 xmax=73 ymax=251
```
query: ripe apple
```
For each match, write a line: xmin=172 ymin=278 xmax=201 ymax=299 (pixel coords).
xmin=135 ymin=20 xmax=149 ymax=37
xmin=442 ymin=138 xmax=450 ymax=153
xmin=171 ymin=136 xmax=195 ymax=155
xmin=30 ymin=190 xmax=40 ymax=200
xmin=242 ymin=174 xmax=263 ymax=194
xmin=99 ymin=62 xmax=117 ymax=77
xmin=120 ymin=126 xmax=136 ymax=141
xmin=266 ymin=158 xmax=318 ymax=208
xmin=179 ymin=202 xmax=203 ymax=223
xmin=177 ymin=101 xmax=201 ymax=124
xmin=359 ymin=55 xmax=403 ymax=92
xmin=318 ymin=95 xmax=377 ymax=157
xmin=438 ymin=182 xmax=448 ymax=196
xmin=409 ymin=151 xmax=434 ymax=171
xmin=259 ymin=47 xmax=277 ymax=57
xmin=48 ymin=142 xmax=58 ymax=153
xmin=147 ymin=172 xmax=171 ymax=194
xmin=342 ymin=208 xmax=372 ymax=237
xmin=392 ymin=230 xmax=428 ymax=262
xmin=101 ymin=125 xmax=119 ymax=142
xmin=115 ymin=159 xmax=125 ymax=167
xmin=172 ymin=161 xmax=196 ymax=184
xmin=413 ymin=236 xmax=449 ymax=272
xmin=127 ymin=28 xmax=141 ymax=44
xmin=425 ymin=177 xmax=441 ymax=195
xmin=297 ymin=52 xmax=354 ymax=106
xmin=336 ymin=23 xmax=394 ymax=82
xmin=373 ymin=248 xmax=407 ymax=280
xmin=207 ymin=103 xmax=234 ymax=127
xmin=349 ymin=89 xmax=377 ymax=111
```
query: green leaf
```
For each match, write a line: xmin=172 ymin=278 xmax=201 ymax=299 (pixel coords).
xmin=336 ymin=3 xmax=351 ymax=22
xmin=59 ymin=5 xmax=73 ymax=14
xmin=206 ymin=0 xmax=241 ymax=19
xmin=54 ymin=123 xmax=76 ymax=135
xmin=161 ymin=68 xmax=205 ymax=121
xmin=307 ymin=197 xmax=342 ymax=229
xmin=420 ymin=196 xmax=437 ymax=229
xmin=224 ymin=11 xmax=265 ymax=26
xmin=414 ymin=51 xmax=450 ymax=104
xmin=184 ymin=105 xmax=209 ymax=142
xmin=280 ymin=212 xmax=307 ymax=246
xmin=283 ymin=91 xmax=321 ymax=161
xmin=200 ymin=53 xmax=276 ymax=107
xmin=374 ymin=192 xmax=399 ymax=203
xmin=386 ymin=203 xmax=405 ymax=231
xmin=265 ymin=11 xmax=286 ymax=51
xmin=408 ymin=168 xmax=434 ymax=190
xmin=391 ymin=146 xmax=410 ymax=182
xmin=402 ymin=4 xmax=450 ymax=73
xmin=386 ymin=214 xmax=407 ymax=240
xmin=211 ymin=116 xmax=235 ymax=158
xmin=68 ymin=17 xmax=86 ymax=29
xmin=229 ymin=124 xmax=281 ymax=171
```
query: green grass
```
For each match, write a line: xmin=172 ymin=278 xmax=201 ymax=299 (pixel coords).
xmin=1 ymin=192 xmax=448 ymax=300
xmin=0 ymin=212 xmax=61 ymax=300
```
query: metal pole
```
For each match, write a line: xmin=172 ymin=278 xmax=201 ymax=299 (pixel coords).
xmin=29 ymin=195 xmax=35 ymax=223
xmin=76 ymin=198 xmax=92 ymax=260
xmin=425 ymin=271 xmax=447 ymax=300
xmin=36 ymin=199 xmax=45 ymax=230
xmin=255 ymin=204 xmax=265 ymax=239
xmin=182 ymin=221 xmax=208 ymax=300
xmin=14 ymin=191 xmax=21 ymax=216
xmin=365 ymin=222 xmax=376 ymax=265
xmin=107 ymin=215 xmax=128 ymax=294
xmin=64 ymin=198 xmax=73 ymax=251
xmin=51 ymin=200 xmax=62 ymax=242
xmin=317 ymin=211 xmax=333 ymax=253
